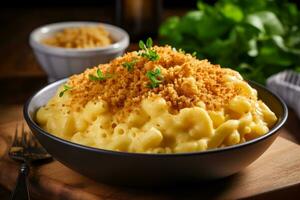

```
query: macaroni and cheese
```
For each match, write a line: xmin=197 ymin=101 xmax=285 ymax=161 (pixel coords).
xmin=36 ymin=45 xmax=277 ymax=153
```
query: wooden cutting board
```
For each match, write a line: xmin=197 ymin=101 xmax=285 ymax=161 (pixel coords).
xmin=1 ymin=121 xmax=300 ymax=200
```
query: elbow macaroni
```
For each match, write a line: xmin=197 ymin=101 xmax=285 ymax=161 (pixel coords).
xmin=36 ymin=77 xmax=277 ymax=153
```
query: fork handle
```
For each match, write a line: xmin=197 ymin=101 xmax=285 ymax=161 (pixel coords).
xmin=11 ymin=162 xmax=30 ymax=200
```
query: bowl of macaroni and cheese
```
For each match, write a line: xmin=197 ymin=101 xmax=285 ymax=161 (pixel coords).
xmin=30 ymin=21 xmax=129 ymax=82
xmin=24 ymin=45 xmax=287 ymax=185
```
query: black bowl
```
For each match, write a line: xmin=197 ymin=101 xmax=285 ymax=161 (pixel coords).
xmin=24 ymin=79 xmax=288 ymax=186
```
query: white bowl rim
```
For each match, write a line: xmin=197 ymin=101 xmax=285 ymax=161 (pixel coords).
xmin=29 ymin=21 xmax=130 ymax=56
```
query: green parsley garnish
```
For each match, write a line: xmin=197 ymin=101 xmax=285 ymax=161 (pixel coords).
xmin=89 ymin=69 xmax=112 ymax=81
xmin=192 ymin=51 xmax=197 ymax=57
xmin=138 ymin=38 xmax=159 ymax=61
xmin=122 ymin=58 xmax=138 ymax=72
xmin=178 ymin=48 xmax=186 ymax=54
xmin=59 ymin=84 xmax=72 ymax=97
xmin=146 ymin=68 xmax=163 ymax=89
xmin=159 ymin=0 xmax=300 ymax=84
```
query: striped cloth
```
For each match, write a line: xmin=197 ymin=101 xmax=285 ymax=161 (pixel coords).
xmin=267 ymin=70 xmax=300 ymax=119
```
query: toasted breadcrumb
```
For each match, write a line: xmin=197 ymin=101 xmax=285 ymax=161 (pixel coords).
xmin=66 ymin=46 xmax=242 ymax=119
xmin=42 ymin=26 xmax=112 ymax=49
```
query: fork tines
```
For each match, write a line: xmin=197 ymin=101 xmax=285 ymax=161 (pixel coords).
xmin=12 ymin=123 xmax=39 ymax=149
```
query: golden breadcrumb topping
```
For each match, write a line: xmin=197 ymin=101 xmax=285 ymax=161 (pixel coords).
xmin=66 ymin=46 xmax=242 ymax=118
xmin=42 ymin=26 xmax=112 ymax=49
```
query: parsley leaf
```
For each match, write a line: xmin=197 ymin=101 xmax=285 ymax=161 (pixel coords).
xmin=178 ymin=48 xmax=186 ymax=54
xmin=89 ymin=69 xmax=112 ymax=81
xmin=146 ymin=68 xmax=164 ymax=88
xmin=159 ymin=0 xmax=300 ymax=83
xmin=122 ymin=58 xmax=138 ymax=72
xmin=138 ymin=38 xmax=160 ymax=61
xmin=59 ymin=84 xmax=72 ymax=97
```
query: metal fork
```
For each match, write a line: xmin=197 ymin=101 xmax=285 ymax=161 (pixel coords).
xmin=9 ymin=124 xmax=51 ymax=200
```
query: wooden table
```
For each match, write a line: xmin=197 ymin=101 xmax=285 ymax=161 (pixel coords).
xmin=1 ymin=106 xmax=300 ymax=200
xmin=1 ymin=6 xmax=300 ymax=200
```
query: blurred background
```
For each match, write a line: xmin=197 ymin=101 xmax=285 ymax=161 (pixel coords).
xmin=0 ymin=0 xmax=197 ymax=104
xmin=1 ymin=0 xmax=300 ymax=104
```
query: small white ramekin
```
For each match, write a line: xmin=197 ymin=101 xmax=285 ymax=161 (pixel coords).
xmin=30 ymin=21 xmax=129 ymax=82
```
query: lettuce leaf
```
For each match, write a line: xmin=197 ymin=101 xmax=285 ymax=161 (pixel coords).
xmin=159 ymin=0 xmax=300 ymax=83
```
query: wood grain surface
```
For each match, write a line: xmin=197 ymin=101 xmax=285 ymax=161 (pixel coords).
xmin=1 ymin=120 xmax=300 ymax=200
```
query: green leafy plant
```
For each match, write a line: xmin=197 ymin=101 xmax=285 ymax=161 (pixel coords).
xmin=146 ymin=68 xmax=163 ymax=88
xmin=159 ymin=0 xmax=300 ymax=83
xmin=59 ymin=84 xmax=72 ymax=97
xmin=89 ymin=69 xmax=112 ymax=81
xmin=139 ymin=38 xmax=160 ymax=61
xmin=122 ymin=58 xmax=138 ymax=72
